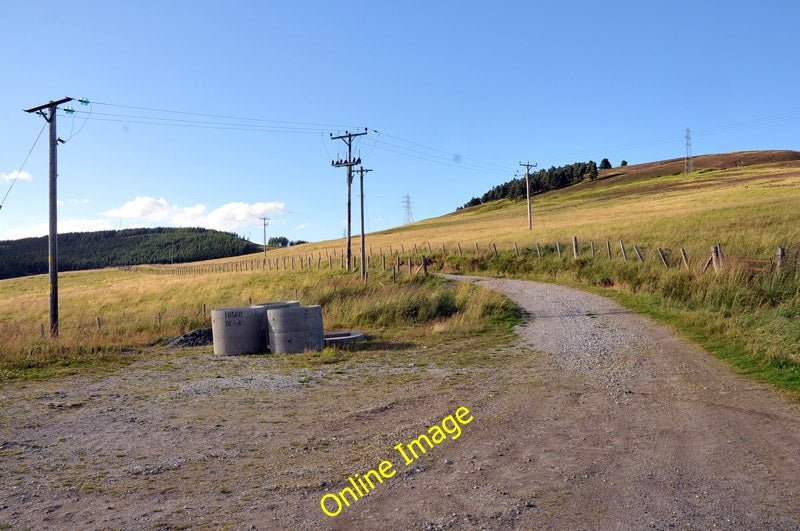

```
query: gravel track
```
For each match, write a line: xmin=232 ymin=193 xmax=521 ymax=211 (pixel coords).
xmin=1 ymin=275 xmax=799 ymax=529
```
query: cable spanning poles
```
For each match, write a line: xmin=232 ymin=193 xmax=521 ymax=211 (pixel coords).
xmin=330 ymin=128 xmax=367 ymax=271
xmin=23 ymin=97 xmax=74 ymax=338
xmin=519 ymin=161 xmax=538 ymax=231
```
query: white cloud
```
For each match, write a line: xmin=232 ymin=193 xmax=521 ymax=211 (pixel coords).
xmin=7 ymin=218 xmax=115 ymax=239
xmin=102 ymin=196 xmax=285 ymax=232
xmin=295 ymin=223 xmax=310 ymax=231
xmin=0 ymin=170 xmax=33 ymax=183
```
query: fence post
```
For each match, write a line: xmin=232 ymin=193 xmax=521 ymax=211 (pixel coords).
xmin=329 ymin=255 xmax=333 ymax=269
xmin=711 ymin=245 xmax=721 ymax=272
xmin=590 ymin=241 xmax=596 ymax=257
xmin=408 ymin=258 xmax=412 ymax=275
xmin=96 ymin=316 xmax=101 ymax=330
xmin=475 ymin=242 xmax=479 ymax=253
xmin=514 ymin=242 xmax=519 ymax=257
xmin=397 ymin=256 xmax=400 ymax=272
xmin=633 ymin=245 xmax=644 ymax=262
xmin=203 ymin=304 xmax=207 ymax=318
xmin=383 ymin=254 xmax=386 ymax=271
xmin=536 ymin=243 xmax=541 ymax=258
xmin=492 ymin=243 xmax=498 ymax=257
xmin=776 ymin=246 xmax=785 ymax=272
xmin=556 ymin=242 xmax=562 ymax=258
xmin=657 ymin=248 xmax=669 ymax=269
xmin=457 ymin=243 xmax=462 ymax=255
xmin=442 ymin=243 xmax=446 ymax=254
xmin=427 ymin=242 xmax=432 ymax=254
xmin=619 ymin=240 xmax=628 ymax=262
xmin=680 ymin=248 xmax=689 ymax=269
xmin=572 ymin=236 xmax=579 ymax=258
xmin=414 ymin=243 xmax=417 ymax=253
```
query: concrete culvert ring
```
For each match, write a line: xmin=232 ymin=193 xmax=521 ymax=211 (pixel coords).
xmin=324 ymin=331 xmax=366 ymax=347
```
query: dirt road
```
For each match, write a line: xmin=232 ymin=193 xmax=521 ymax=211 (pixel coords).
xmin=1 ymin=276 xmax=799 ymax=529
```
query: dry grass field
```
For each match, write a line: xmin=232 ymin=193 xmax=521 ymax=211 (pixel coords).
xmin=1 ymin=150 xmax=798 ymax=385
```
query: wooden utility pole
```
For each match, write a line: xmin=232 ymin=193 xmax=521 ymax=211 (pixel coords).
xmin=260 ymin=216 xmax=269 ymax=261
xmin=356 ymin=166 xmax=373 ymax=281
xmin=330 ymin=129 xmax=368 ymax=271
xmin=24 ymin=97 xmax=73 ymax=338
xmin=519 ymin=161 xmax=537 ymax=230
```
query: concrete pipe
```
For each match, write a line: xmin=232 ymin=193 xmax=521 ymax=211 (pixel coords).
xmin=251 ymin=301 xmax=300 ymax=349
xmin=211 ymin=306 xmax=267 ymax=356
xmin=267 ymin=305 xmax=325 ymax=354
xmin=324 ymin=331 xmax=366 ymax=347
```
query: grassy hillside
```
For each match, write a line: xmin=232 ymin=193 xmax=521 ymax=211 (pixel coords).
xmin=1 ymin=150 xmax=798 ymax=393
xmin=0 ymin=227 xmax=262 ymax=280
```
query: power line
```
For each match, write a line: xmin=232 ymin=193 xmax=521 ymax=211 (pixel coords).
xmin=1 ymin=122 xmax=47 ymax=209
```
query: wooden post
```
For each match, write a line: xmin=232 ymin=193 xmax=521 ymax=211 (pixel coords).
xmin=634 ymin=245 xmax=644 ymax=262
xmin=702 ymin=255 xmax=713 ymax=273
xmin=427 ymin=242 xmax=432 ymax=253
xmin=475 ymin=242 xmax=479 ymax=253
xmin=408 ymin=258 xmax=412 ymax=275
xmin=329 ymin=255 xmax=333 ymax=269
xmin=776 ymin=246 xmax=785 ymax=272
xmin=96 ymin=316 xmax=101 ymax=330
xmin=680 ymin=248 xmax=689 ymax=269
xmin=414 ymin=243 xmax=417 ymax=253
xmin=572 ymin=236 xmax=579 ymax=258
xmin=396 ymin=256 xmax=400 ymax=272
xmin=556 ymin=242 xmax=562 ymax=258
xmin=457 ymin=243 xmax=462 ymax=255
xmin=590 ymin=241 xmax=596 ymax=257
xmin=382 ymin=254 xmax=386 ymax=271
xmin=657 ymin=248 xmax=669 ymax=269
xmin=536 ymin=243 xmax=541 ymax=258
xmin=711 ymin=245 xmax=721 ymax=272
xmin=514 ymin=242 xmax=519 ymax=257
xmin=619 ymin=241 xmax=628 ymax=262
xmin=202 ymin=304 xmax=206 ymax=318
xmin=442 ymin=243 xmax=446 ymax=254
xmin=492 ymin=243 xmax=498 ymax=257
xmin=392 ymin=266 xmax=396 ymax=283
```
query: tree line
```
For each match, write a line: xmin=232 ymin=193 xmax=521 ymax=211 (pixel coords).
xmin=0 ymin=227 xmax=262 ymax=280
xmin=459 ymin=158 xmax=620 ymax=209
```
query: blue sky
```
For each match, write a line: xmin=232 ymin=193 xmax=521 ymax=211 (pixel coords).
xmin=1 ymin=1 xmax=798 ymax=244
